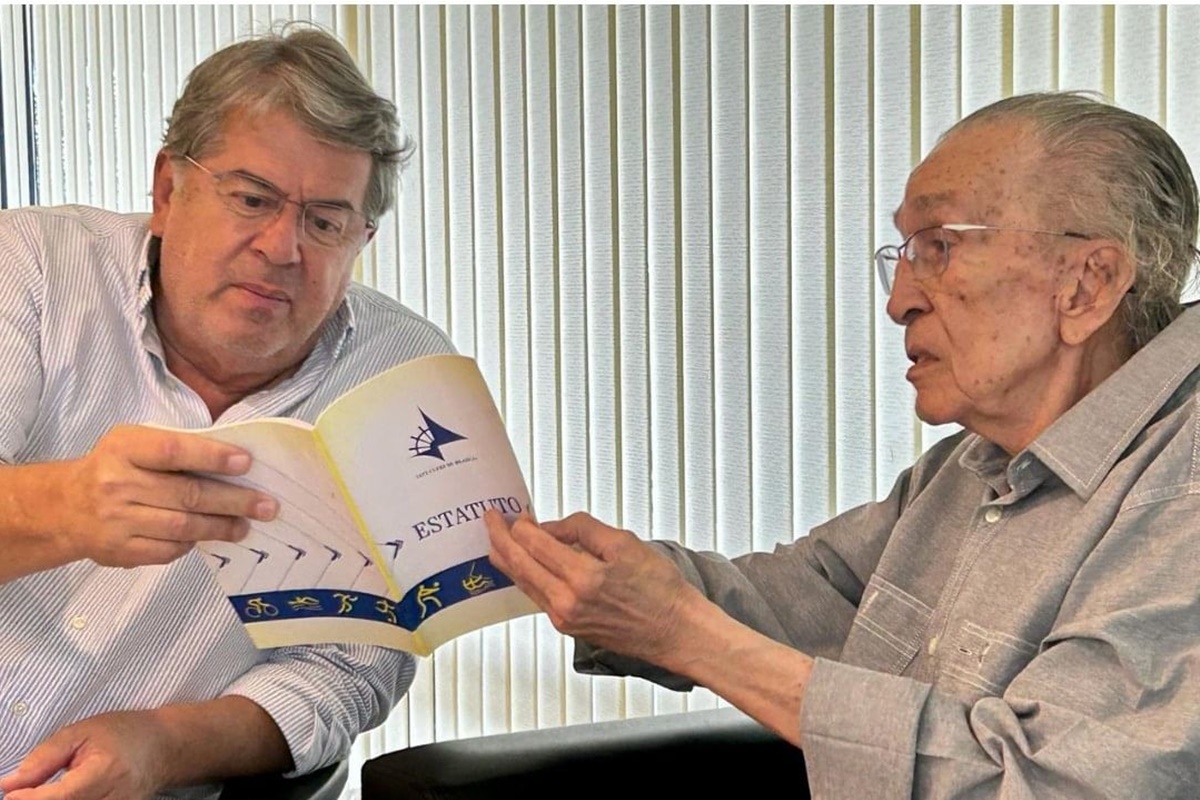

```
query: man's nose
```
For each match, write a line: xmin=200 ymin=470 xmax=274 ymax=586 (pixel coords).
xmin=252 ymin=202 xmax=303 ymax=265
xmin=885 ymin=258 xmax=931 ymax=325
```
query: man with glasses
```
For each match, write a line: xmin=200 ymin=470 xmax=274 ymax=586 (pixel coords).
xmin=0 ymin=26 xmax=451 ymax=800
xmin=487 ymin=91 xmax=1200 ymax=796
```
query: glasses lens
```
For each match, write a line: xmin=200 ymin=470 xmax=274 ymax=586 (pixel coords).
xmin=215 ymin=175 xmax=284 ymax=219
xmin=905 ymin=228 xmax=949 ymax=279
xmin=303 ymin=205 xmax=359 ymax=247
xmin=876 ymin=247 xmax=899 ymax=293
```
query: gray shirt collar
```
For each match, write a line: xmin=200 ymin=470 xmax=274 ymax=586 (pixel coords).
xmin=955 ymin=305 xmax=1200 ymax=502
xmin=1026 ymin=304 xmax=1200 ymax=500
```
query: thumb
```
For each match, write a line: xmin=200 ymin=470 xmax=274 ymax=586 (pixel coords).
xmin=0 ymin=730 xmax=80 ymax=791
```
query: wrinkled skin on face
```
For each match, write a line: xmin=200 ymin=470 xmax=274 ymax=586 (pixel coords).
xmin=887 ymin=119 xmax=1133 ymax=453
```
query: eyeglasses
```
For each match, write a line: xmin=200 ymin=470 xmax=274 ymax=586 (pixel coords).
xmin=180 ymin=154 xmax=375 ymax=249
xmin=874 ymin=223 xmax=1091 ymax=294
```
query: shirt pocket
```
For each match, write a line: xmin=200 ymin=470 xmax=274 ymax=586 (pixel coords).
xmin=940 ymin=620 xmax=1039 ymax=697
xmin=840 ymin=573 xmax=933 ymax=674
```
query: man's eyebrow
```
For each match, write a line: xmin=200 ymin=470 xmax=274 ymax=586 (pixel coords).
xmin=892 ymin=191 xmax=956 ymax=229
xmin=230 ymin=169 xmax=359 ymax=211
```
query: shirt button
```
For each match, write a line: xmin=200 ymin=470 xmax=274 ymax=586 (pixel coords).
xmin=928 ymin=636 xmax=939 ymax=655
xmin=69 ymin=615 xmax=88 ymax=630
xmin=10 ymin=701 xmax=28 ymax=717
xmin=984 ymin=507 xmax=1003 ymax=524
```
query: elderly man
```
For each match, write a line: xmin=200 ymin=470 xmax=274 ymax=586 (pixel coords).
xmin=487 ymin=92 xmax=1200 ymax=797
xmin=0 ymin=27 xmax=450 ymax=800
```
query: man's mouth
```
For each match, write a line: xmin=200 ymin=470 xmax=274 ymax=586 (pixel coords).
xmin=906 ymin=348 xmax=938 ymax=369
xmin=235 ymin=283 xmax=290 ymax=303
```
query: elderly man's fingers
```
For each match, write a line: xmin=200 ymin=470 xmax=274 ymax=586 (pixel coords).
xmin=572 ymin=522 xmax=640 ymax=563
xmin=483 ymin=510 xmax=517 ymax=570
xmin=542 ymin=512 xmax=636 ymax=559
xmin=539 ymin=516 xmax=583 ymax=545
xmin=509 ymin=515 xmax=611 ymax=582
xmin=485 ymin=512 xmax=560 ymax=611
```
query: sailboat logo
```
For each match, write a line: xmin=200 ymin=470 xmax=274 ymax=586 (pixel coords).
xmin=409 ymin=410 xmax=468 ymax=461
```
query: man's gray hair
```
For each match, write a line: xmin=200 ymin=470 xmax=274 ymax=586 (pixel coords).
xmin=162 ymin=23 xmax=411 ymax=222
xmin=951 ymin=91 xmax=1199 ymax=351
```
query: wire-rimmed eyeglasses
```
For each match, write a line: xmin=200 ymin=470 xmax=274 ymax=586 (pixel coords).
xmin=180 ymin=154 xmax=375 ymax=249
xmin=874 ymin=224 xmax=1092 ymax=294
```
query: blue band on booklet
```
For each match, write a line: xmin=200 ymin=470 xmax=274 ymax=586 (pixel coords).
xmin=230 ymin=558 xmax=515 ymax=631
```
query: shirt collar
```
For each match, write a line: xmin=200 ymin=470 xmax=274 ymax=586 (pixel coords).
xmin=1026 ymin=303 xmax=1200 ymax=500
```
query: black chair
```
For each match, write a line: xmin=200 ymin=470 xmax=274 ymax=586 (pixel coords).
xmin=220 ymin=760 xmax=348 ymax=800
xmin=361 ymin=706 xmax=808 ymax=799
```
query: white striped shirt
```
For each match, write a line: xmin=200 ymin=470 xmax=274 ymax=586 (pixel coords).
xmin=0 ymin=205 xmax=455 ymax=798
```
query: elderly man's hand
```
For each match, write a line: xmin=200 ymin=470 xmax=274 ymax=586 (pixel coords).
xmin=47 ymin=425 xmax=278 ymax=568
xmin=487 ymin=510 xmax=816 ymax=748
xmin=0 ymin=710 xmax=173 ymax=800
xmin=485 ymin=510 xmax=703 ymax=665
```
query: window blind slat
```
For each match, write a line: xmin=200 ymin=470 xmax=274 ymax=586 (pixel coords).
xmin=872 ymin=5 xmax=919 ymax=490
xmin=544 ymin=4 xmax=594 ymax=729
xmin=711 ymin=5 xmax=751 ymax=558
xmin=1113 ymin=6 xmax=1162 ymax=120
xmin=748 ymin=5 xmax=792 ymax=553
xmin=523 ymin=2 xmax=567 ymax=733
xmin=643 ymin=2 xmax=684 ymax=717
xmin=962 ymin=5 xmax=1007 ymax=115
xmin=791 ymin=5 xmax=833 ymax=535
xmin=580 ymin=3 xmax=624 ymax=725
xmin=613 ymin=5 xmax=653 ymax=721
xmin=1059 ymin=5 xmax=1109 ymax=96
xmin=419 ymin=6 xmax=449 ymax=335
xmin=832 ymin=5 xmax=874 ymax=512
xmin=1013 ymin=5 xmax=1056 ymax=92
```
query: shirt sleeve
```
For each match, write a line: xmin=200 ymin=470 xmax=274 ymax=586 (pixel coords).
xmin=800 ymin=492 xmax=1200 ymax=799
xmin=222 ymin=642 xmax=417 ymax=776
xmin=574 ymin=463 xmax=914 ymax=688
xmin=0 ymin=212 xmax=47 ymax=461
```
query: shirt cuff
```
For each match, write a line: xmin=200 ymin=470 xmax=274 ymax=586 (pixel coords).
xmin=801 ymin=657 xmax=931 ymax=800
xmin=572 ymin=637 xmax=696 ymax=691
xmin=222 ymin=646 xmax=415 ymax=776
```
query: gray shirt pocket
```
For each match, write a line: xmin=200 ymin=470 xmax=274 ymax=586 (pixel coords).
xmin=940 ymin=620 xmax=1039 ymax=698
xmin=840 ymin=573 xmax=933 ymax=674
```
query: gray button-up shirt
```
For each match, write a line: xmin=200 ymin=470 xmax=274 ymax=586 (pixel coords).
xmin=579 ymin=304 xmax=1200 ymax=798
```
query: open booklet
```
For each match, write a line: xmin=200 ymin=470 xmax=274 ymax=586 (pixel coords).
xmin=189 ymin=354 xmax=537 ymax=656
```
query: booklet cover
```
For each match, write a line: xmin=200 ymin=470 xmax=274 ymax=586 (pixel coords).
xmin=191 ymin=354 xmax=536 ymax=655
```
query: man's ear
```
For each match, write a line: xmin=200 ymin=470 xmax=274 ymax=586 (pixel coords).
xmin=149 ymin=150 xmax=177 ymax=236
xmin=1057 ymin=242 xmax=1135 ymax=346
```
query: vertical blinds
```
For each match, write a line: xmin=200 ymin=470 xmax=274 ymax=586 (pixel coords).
xmin=4 ymin=5 xmax=1200 ymax=796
